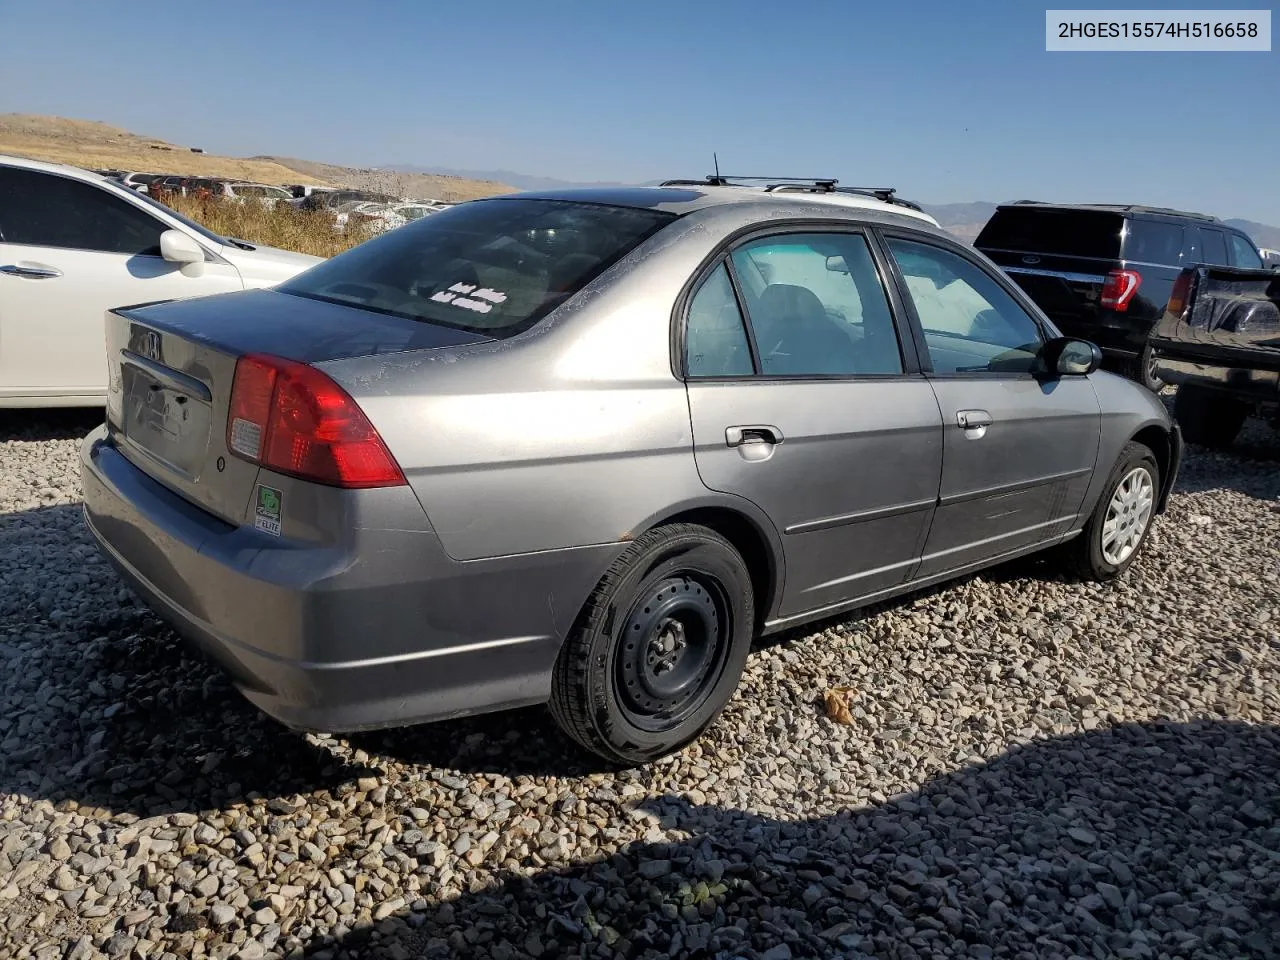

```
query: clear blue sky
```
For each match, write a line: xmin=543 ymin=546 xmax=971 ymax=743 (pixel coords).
xmin=2 ymin=0 xmax=1277 ymax=222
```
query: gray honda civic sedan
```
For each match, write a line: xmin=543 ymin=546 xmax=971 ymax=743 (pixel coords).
xmin=80 ymin=179 xmax=1182 ymax=764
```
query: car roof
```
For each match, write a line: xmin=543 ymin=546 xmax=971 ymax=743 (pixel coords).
xmin=993 ymin=200 xmax=1221 ymax=224
xmin=499 ymin=183 xmax=942 ymax=228
xmin=0 ymin=152 xmax=112 ymax=183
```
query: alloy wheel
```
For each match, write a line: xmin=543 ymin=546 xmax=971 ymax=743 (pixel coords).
xmin=1101 ymin=466 xmax=1155 ymax=565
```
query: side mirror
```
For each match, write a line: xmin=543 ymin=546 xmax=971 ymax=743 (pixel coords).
xmin=160 ymin=229 xmax=204 ymax=266
xmin=1042 ymin=336 xmax=1102 ymax=377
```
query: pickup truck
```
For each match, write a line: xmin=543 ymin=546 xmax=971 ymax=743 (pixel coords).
xmin=975 ymin=202 xmax=1267 ymax=391
xmin=1149 ymin=264 xmax=1280 ymax=448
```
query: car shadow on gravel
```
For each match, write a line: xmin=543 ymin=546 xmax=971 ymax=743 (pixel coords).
xmin=0 ymin=408 xmax=103 ymax=443
xmin=1173 ymin=438 xmax=1280 ymax=499
xmin=0 ymin=600 xmax=380 ymax=819
xmin=354 ymin=576 xmax=978 ymax=780
xmin=311 ymin=719 xmax=1280 ymax=960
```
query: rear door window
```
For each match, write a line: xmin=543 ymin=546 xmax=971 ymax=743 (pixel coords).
xmin=728 ymin=232 xmax=903 ymax=376
xmin=0 ymin=165 xmax=166 ymax=256
xmin=278 ymin=197 xmax=676 ymax=338
xmin=975 ymin=208 xmax=1123 ymax=260
xmin=1229 ymin=234 xmax=1263 ymax=268
xmin=1199 ymin=228 xmax=1229 ymax=265
xmin=1122 ymin=220 xmax=1184 ymax=265
xmin=685 ymin=264 xmax=753 ymax=377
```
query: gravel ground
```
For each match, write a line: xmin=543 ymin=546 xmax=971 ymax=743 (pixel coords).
xmin=0 ymin=407 xmax=1277 ymax=960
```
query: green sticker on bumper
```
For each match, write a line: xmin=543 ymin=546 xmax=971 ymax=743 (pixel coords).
xmin=254 ymin=484 xmax=282 ymax=537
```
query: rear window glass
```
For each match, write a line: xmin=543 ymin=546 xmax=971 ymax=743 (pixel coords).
xmin=975 ymin=208 xmax=1123 ymax=260
xmin=1122 ymin=220 xmax=1184 ymax=264
xmin=278 ymin=198 xmax=676 ymax=338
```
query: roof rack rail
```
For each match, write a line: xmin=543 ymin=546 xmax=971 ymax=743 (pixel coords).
xmin=659 ymin=177 xmax=733 ymax=187
xmin=763 ymin=180 xmax=839 ymax=194
xmin=836 ymin=186 xmax=924 ymax=212
xmin=1121 ymin=204 xmax=1217 ymax=221
xmin=657 ymin=176 xmax=926 ymax=213
xmin=659 ymin=175 xmax=839 ymax=188
xmin=1000 ymin=200 xmax=1219 ymax=221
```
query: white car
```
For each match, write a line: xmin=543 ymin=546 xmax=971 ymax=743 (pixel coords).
xmin=0 ymin=155 xmax=323 ymax=407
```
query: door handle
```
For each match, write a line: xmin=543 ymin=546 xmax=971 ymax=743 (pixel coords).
xmin=0 ymin=263 xmax=63 ymax=279
xmin=956 ymin=409 xmax=992 ymax=438
xmin=725 ymin=424 xmax=783 ymax=447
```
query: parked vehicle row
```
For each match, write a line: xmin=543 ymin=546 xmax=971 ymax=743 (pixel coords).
xmin=0 ymin=155 xmax=321 ymax=406
xmin=296 ymin=188 xmax=455 ymax=232
xmin=974 ymin=201 xmax=1268 ymax=391
xmin=77 ymin=177 xmax=1180 ymax=764
xmin=149 ymin=177 xmax=296 ymax=208
xmin=95 ymin=168 xmax=457 ymax=223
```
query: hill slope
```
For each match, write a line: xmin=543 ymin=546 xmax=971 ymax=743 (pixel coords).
xmin=0 ymin=115 xmax=513 ymax=202
xmin=0 ymin=114 xmax=327 ymax=185
xmin=252 ymin=156 xmax=512 ymax=203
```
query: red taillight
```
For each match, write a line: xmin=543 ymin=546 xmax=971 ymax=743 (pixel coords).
xmin=1167 ymin=270 xmax=1193 ymax=318
xmin=1100 ymin=268 xmax=1142 ymax=311
xmin=226 ymin=353 xmax=405 ymax=488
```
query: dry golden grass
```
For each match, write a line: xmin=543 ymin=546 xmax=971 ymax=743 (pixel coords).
xmin=157 ymin=191 xmax=374 ymax=259
xmin=0 ymin=115 xmax=328 ymax=185
xmin=0 ymin=114 xmax=513 ymax=201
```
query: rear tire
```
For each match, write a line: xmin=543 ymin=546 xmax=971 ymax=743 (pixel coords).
xmin=1060 ymin=441 xmax=1160 ymax=582
xmin=1174 ymin=384 xmax=1247 ymax=450
xmin=1125 ymin=342 xmax=1164 ymax=392
xmin=549 ymin=524 xmax=754 ymax=766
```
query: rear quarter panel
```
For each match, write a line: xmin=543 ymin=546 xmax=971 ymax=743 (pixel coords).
xmin=318 ymin=211 xmax=758 ymax=562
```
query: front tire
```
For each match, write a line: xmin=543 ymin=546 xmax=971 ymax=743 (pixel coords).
xmin=1062 ymin=441 xmax=1160 ymax=582
xmin=549 ymin=524 xmax=754 ymax=766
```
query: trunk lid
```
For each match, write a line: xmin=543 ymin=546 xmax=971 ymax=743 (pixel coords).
xmin=105 ymin=288 xmax=492 ymax=524
xmin=984 ymin=250 xmax=1111 ymax=328
xmin=976 ymin=206 xmax=1124 ymax=330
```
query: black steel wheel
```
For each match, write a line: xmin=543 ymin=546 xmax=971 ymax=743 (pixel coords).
xmin=549 ymin=524 xmax=754 ymax=766
xmin=614 ymin=573 xmax=730 ymax=732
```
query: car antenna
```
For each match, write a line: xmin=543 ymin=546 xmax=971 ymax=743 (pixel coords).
xmin=713 ymin=152 xmax=721 ymax=181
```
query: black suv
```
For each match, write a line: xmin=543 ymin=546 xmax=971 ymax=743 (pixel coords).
xmin=975 ymin=202 xmax=1265 ymax=389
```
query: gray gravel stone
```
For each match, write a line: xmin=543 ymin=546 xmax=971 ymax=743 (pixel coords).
xmin=0 ymin=404 xmax=1277 ymax=960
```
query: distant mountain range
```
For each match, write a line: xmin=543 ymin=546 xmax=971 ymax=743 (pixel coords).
xmin=384 ymin=164 xmax=1280 ymax=250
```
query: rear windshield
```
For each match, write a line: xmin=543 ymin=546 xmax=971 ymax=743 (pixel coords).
xmin=976 ymin=207 xmax=1124 ymax=260
xmin=279 ymin=198 xmax=676 ymax=338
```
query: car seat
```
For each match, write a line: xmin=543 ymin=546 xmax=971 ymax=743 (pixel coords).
xmin=754 ymin=283 xmax=859 ymax=375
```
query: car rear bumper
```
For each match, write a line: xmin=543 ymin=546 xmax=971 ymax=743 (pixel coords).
xmin=1151 ymin=353 xmax=1280 ymax=401
xmin=1050 ymin=315 xmax=1151 ymax=359
xmin=79 ymin=426 xmax=620 ymax=733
